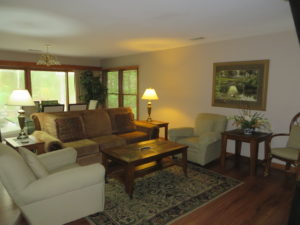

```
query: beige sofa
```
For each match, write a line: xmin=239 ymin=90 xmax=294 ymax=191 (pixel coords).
xmin=31 ymin=107 xmax=158 ymax=164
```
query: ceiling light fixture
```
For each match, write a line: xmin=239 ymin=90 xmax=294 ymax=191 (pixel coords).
xmin=36 ymin=44 xmax=60 ymax=66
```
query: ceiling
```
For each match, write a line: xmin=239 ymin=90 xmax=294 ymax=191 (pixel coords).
xmin=0 ymin=0 xmax=295 ymax=59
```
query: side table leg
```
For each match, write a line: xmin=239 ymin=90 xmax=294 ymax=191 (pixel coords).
xmin=220 ymin=135 xmax=227 ymax=167
xmin=250 ymin=141 xmax=259 ymax=176
xmin=165 ymin=124 xmax=169 ymax=140
xmin=235 ymin=140 xmax=242 ymax=167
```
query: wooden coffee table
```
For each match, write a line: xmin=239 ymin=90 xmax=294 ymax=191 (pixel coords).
xmin=101 ymin=139 xmax=188 ymax=198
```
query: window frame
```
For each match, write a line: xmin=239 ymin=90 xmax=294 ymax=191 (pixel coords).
xmin=104 ymin=66 xmax=139 ymax=119
xmin=0 ymin=60 xmax=102 ymax=109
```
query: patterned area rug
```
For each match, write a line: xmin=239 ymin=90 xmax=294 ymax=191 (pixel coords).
xmin=88 ymin=164 xmax=241 ymax=225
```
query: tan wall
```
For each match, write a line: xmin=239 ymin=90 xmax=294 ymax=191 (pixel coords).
xmin=0 ymin=50 xmax=101 ymax=66
xmin=101 ymin=30 xmax=300 ymax=160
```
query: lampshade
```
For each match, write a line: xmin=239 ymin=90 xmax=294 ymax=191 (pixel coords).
xmin=7 ymin=89 xmax=35 ymax=106
xmin=142 ymin=88 xmax=159 ymax=100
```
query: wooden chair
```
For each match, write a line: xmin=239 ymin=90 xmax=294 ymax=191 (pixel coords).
xmin=68 ymin=103 xmax=87 ymax=111
xmin=88 ymin=100 xmax=98 ymax=110
xmin=42 ymin=104 xmax=64 ymax=112
xmin=265 ymin=112 xmax=300 ymax=176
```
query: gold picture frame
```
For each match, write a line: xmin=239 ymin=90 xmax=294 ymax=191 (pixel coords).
xmin=212 ymin=60 xmax=269 ymax=110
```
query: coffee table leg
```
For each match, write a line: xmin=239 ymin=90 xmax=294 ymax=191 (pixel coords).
xmin=182 ymin=149 xmax=188 ymax=177
xmin=125 ymin=164 xmax=135 ymax=199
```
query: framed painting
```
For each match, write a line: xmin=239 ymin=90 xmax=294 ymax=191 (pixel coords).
xmin=212 ymin=60 xmax=269 ymax=110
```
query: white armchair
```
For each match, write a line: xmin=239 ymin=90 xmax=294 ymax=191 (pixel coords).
xmin=0 ymin=144 xmax=105 ymax=225
xmin=169 ymin=113 xmax=227 ymax=165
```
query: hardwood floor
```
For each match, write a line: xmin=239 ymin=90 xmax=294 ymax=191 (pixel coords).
xmin=1 ymin=156 xmax=295 ymax=225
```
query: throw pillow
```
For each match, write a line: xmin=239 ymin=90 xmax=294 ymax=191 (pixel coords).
xmin=55 ymin=116 xmax=86 ymax=142
xmin=19 ymin=147 xmax=49 ymax=178
xmin=287 ymin=125 xmax=300 ymax=149
xmin=115 ymin=112 xmax=136 ymax=133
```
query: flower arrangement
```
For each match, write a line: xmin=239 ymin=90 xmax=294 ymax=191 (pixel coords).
xmin=230 ymin=109 xmax=271 ymax=134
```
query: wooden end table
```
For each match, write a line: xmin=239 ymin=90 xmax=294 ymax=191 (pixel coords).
xmin=142 ymin=120 xmax=169 ymax=140
xmin=5 ymin=135 xmax=45 ymax=154
xmin=101 ymin=139 xmax=187 ymax=198
xmin=220 ymin=129 xmax=272 ymax=176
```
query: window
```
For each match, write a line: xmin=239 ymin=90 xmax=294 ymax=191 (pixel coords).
xmin=0 ymin=61 xmax=102 ymax=115
xmin=0 ymin=69 xmax=25 ymax=118
xmin=30 ymin=71 xmax=76 ymax=106
xmin=106 ymin=68 xmax=138 ymax=118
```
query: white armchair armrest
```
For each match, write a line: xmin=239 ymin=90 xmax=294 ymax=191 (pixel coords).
xmin=169 ymin=127 xmax=194 ymax=141
xmin=169 ymin=127 xmax=194 ymax=137
xmin=38 ymin=147 xmax=77 ymax=172
xmin=20 ymin=164 xmax=105 ymax=205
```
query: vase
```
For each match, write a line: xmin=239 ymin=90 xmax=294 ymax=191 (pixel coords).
xmin=243 ymin=128 xmax=254 ymax=135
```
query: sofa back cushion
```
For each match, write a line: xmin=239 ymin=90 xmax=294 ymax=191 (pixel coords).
xmin=115 ymin=112 xmax=136 ymax=133
xmin=31 ymin=111 xmax=84 ymax=131
xmin=82 ymin=109 xmax=112 ymax=138
xmin=0 ymin=144 xmax=36 ymax=201
xmin=19 ymin=147 xmax=49 ymax=179
xmin=194 ymin=113 xmax=227 ymax=136
xmin=106 ymin=107 xmax=135 ymax=133
xmin=55 ymin=116 xmax=86 ymax=142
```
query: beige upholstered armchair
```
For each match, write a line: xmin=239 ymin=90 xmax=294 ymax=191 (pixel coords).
xmin=169 ymin=113 xmax=227 ymax=165
xmin=0 ymin=144 xmax=105 ymax=225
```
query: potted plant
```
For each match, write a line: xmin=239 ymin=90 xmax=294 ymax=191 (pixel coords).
xmin=230 ymin=109 xmax=271 ymax=135
xmin=80 ymin=70 xmax=107 ymax=106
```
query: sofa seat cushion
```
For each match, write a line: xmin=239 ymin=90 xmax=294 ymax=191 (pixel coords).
xmin=55 ymin=116 xmax=86 ymax=142
xmin=82 ymin=109 xmax=112 ymax=138
xmin=115 ymin=112 xmax=136 ymax=133
xmin=91 ymin=135 xmax=126 ymax=150
xmin=62 ymin=139 xmax=99 ymax=157
xmin=177 ymin=137 xmax=201 ymax=149
xmin=117 ymin=131 xmax=149 ymax=144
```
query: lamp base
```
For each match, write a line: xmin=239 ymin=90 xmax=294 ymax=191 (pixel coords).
xmin=146 ymin=101 xmax=152 ymax=122
xmin=17 ymin=130 xmax=28 ymax=139
xmin=17 ymin=109 xmax=28 ymax=139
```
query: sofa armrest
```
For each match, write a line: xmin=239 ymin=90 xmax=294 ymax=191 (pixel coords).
xmin=198 ymin=131 xmax=221 ymax=146
xmin=38 ymin=147 xmax=77 ymax=172
xmin=20 ymin=164 xmax=105 ymax=205
xmin=31 ymin=130 xmax=63 ymax=152
xmin=134 ymin=121 xmax=159 ymax=139
xmin=169 ymin=127 xmax=194 ymax=141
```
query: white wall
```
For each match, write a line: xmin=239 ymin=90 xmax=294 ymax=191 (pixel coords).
xmin=101 ymin=30 xmax=300 ymax=159
xmin=0 ymin=50 xmax=101 ymax=66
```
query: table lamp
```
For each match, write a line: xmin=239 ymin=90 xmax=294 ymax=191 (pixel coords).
xmin=6 ymin=89 xmax=35 ymax=139
xmin=142 ymin=88 xmax=159 ymax=122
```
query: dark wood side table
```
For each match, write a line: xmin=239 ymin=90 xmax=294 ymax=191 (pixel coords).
xmin=220 ymin=129 xmax=272 ymax=176
xmin=142 ymin=120 xmax=169 ymax=140
xmin=5 ymin=135 xmax=45 ymax=155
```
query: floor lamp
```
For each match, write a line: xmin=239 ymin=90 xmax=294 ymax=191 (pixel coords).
xmin=142 ymin=88 xmax=159 ymax=122
xmin=7 ymin=89 xmax=35 ymax=139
